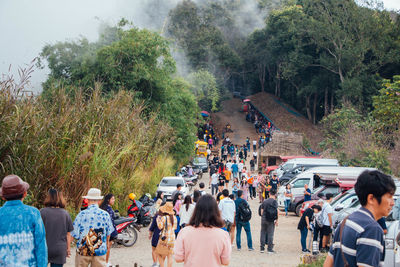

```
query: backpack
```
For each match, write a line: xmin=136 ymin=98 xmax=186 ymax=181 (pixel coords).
xmin=238 ymin=200 xmax=252 ymax=222
xmin=264 ymin=201 xmax=278 ymax=222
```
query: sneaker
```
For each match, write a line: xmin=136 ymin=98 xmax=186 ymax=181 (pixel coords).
xmin=249 ymin=248 xmax=254 ymax=251
xmin=260 ymin=247 xmax=265 ymax=253
xmin=237 ymin=248 xmax=241 ymax=251
xmin=267 ymin=249 xmax=276 ymax=254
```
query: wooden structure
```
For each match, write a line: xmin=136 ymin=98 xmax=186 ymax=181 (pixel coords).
xmin=258 ymin=131 xmax=306 ymax=168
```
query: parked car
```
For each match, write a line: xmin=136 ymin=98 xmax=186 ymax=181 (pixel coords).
xmin=192 ymin=156 xmax=208 ymax=172
xmin=274 ymin=158 xmax=339 ymax=178
xmin=157 ymin=176 xmax=189 ymax=199
xmin=299 ymin=181 xmax=356 ymax=216
xmin=277 ymin=167 xmax=374 ymax=212
xmin=279 ymin=164 xmax=346 ymax=185
xmin=334 ymin=181 xmax=400 ymax=230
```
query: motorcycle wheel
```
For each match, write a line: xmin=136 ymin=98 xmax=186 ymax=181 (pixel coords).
xmin=121 ymin=226 xmax=138 ymax=247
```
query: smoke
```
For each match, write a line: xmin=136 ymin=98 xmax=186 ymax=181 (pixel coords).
xmin=0 ymin=0 xmax=274 ymax=93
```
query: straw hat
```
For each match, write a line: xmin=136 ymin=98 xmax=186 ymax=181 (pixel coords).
xmin=159 ymin=202 xmax=175 ymax=215
xmin=0 ymin=175 xmax=29 ymax=198
xmin=82 ymin=188 xmax=103 ymax=200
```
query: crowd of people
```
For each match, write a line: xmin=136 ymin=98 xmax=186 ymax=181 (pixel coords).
xmin=0 ymin=138 xmax=397 ymax=267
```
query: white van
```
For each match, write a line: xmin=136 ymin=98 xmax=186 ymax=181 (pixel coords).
xmin=277 ymin=166 xmax=375 ymax=209
xmin=274 ymin=158 xmax=339 ymax=178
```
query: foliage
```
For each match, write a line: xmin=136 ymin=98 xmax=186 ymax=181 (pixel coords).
xmin=320 ymin=104 xmax=391 ymax=173
xmin=372 ymin=76 xmax=400 ymax=135
xmin=0 ymin=71 xmax=175 ymax=212
xmin=298 ymin=255 xmax=326 ymax=267
xmin=188 ymin=70 xmax=220 ymax=112
xmin=39 ymin=23 xmax=197 ymax=164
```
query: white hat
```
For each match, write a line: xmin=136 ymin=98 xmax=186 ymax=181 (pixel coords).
xmin=82 ymin=188 xmax=103 ymax=200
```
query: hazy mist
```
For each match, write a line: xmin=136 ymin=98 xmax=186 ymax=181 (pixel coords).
xmin=1 ymin=0 xmax=399 ymax=94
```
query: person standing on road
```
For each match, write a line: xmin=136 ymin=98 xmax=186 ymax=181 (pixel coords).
xmin=0 ymin=175 xmax=48 ymax=267
xmin=253 ymin=139 xmax=257 ymax=151
xmin=198 ymin=182 xmax=207 ymax=196
xmin=284 ymin=184 xmax=293 ymax=216
xmin=41 ymin=188 xmax=73 ymax=267
xmin=252 ymin=151 xmax=258 ymax=164
xmin=250 ymin=159 xmax=255 ymax=172
xmin=171 ymin=184 xmax=183 ymax=201
xmin=246 ymin=138 xmax=251 ymax=151
xmin=304 ymin=184 xmax=311 ymax=202
xmin=72 ymin=188 xmax=114 ymax=267
xmin=179 ymin=196 xmax=195 ymax=228
xmin=174 ymin=195 xmax=231 ymax=267
xmin=218 ymin=172 xmax=226 ymax=193
xmin=298 ymin=205 xmax=321 ymax=253
xmin=231 ymin=160 xmax=239 ymax=179
xmin=320 ymin=193 xmax=334 ymax=252
xmin=324 ymin=170 xmax=396 ymax=267
xmin=157 ymin=202 xmax=178 ymax=267
xmin=99 ymin=194 xmax=118 ymax=267
xmin=270 ymin=174 xmax=279 ymax=192
xmin=232 ymin=178 xmax=240 ymax=199
xmin=259 ymin=188 xmax=278 ymax=253
xmin=210 ymin=172 xmax=219 ymax=196
xmin=219 ymin=189 xmax=236 ymax=234
xmin=235 ymin=190 xmax=254 ymax=251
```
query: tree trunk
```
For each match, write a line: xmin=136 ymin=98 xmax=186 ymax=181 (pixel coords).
xmin=330 ymin=90 xmax=334 ymax=113
xmin=306 ymin=95 xmax=312 ymax=121
xmin=313 ymin=93 xmax=318 ymax=125
xmin=324 ymin=88 xmax=329 ymax=116
xmin=258 ymin=63 xmax=266 ymax=92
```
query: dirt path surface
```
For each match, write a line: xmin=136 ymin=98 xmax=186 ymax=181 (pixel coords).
xmin=65 ymin=98 xmax=306 ymax=267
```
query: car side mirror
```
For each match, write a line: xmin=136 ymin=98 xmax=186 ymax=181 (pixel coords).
xmin=335 ymin=204 xmax=344 ymax=212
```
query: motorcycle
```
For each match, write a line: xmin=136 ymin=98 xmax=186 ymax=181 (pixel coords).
xmin=177 ymin=167 xmax=198 ymax=185
xmin=127 ymin=195 xmax=152 ymax=227
xmin=114 ymin=216 xmax=140 ymax=247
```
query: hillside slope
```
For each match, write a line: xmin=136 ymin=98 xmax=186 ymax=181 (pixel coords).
xmin=248 ymin=92 xmax=323 ymax=151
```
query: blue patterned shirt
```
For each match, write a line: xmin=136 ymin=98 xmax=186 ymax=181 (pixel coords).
xmin=72 ymin=204 xmax=114 ymax=256
xmin=0 ymin=200 xmax=48 ymax=267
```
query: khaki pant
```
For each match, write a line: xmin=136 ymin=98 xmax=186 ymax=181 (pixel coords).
xmin=75 ymin=253 xmax=106 ymax=267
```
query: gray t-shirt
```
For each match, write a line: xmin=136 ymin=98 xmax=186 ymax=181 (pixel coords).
xmin=261 ymin=198 xmax=278 ymax=220
xmin=40 ymin=207 xmax=73 ymax=264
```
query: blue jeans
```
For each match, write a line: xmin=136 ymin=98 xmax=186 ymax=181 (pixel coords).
xmin=300 ymin=227 xmax=308 ymax=251
xmin=211 ymin=184 xmax=218 ymax=195
xmin=284 ymin=199 xmax=291 ymax=215
xmin=236 ymin=221 xmax=253 ymax=249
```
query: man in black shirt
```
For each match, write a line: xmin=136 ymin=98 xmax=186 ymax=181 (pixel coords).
xmin=270 ymin=174 xmax=279 ymax=191
xmin=260 ymin=189 xmax=278 ymax=253
xmin=298 ymin=205 xmax=321 ymax=252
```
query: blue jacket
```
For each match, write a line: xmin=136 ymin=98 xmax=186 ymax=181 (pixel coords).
xmin=0 ymin=200 xmax=48 ymax=267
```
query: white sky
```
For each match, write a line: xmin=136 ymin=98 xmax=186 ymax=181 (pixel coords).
xmin=0 ymin=0 xmax=399 ymax=94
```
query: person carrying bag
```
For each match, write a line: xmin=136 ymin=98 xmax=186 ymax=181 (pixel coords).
xmin=156 ymin=202 xmax=177 ymax=267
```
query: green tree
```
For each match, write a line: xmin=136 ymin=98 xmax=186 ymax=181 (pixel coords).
xmin=189 ymin=70 xmax=220 ymax=112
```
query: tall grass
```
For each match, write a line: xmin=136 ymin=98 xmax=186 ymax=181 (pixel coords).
xmin=0 ymin=69 xmax=175 ymax=213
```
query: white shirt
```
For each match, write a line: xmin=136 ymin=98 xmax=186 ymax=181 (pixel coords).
xmin=198 ymin=190 xmax=206 ymax=196
xmin=207 ymin=149 xmax=211 ymax=155
xmin=218 ymin=198 xmax=235 ymax=223
xmin=253 ymin=151 xmax=257 ymax=157
xmin=226 ymin=162 xmax=232 ymax=171
xmin=253 ymin=140 xmax=257 ymax=145
xmin=211 ymin=173 xmax=219 ymax=185
xmin=322 ymin=202 xmax=333 ymax=226
xmin=238 ymin=162 xmax=244 ymax=172
xmin=179 ymin=204 xmax=195 ymax=225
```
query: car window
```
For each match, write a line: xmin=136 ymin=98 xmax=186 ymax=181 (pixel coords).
xmin=193 ymin=157 xmax=207 ymax=164
xmin=292 ymin=178 xmax=310 ymax=188
xmin=321 ymin=186 xmax=340 ymax=196
xmin=312 ymin=185 xmax=324 ymax=193
xmin=283 ymin=163 xmax=294 ymax=171
xmin=339 ymin=194 xmax=359 ymax=208
xmin=160 ymin=179 xmax=183 ymax=186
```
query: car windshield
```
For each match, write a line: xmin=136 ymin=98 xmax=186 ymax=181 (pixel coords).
xmin=160 ymin=178 xmax=183 ymax=187
xmin=312 ymin=185 xmax=324 ymax=193
xmin=282 ymin=163 xmax=294 ymax=171
xmin=193 ymin=157 xmax=207 ymax=164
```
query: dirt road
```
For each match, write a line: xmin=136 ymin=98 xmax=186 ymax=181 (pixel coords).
xmin=65 ymin=99 xmax=305 ymax=266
